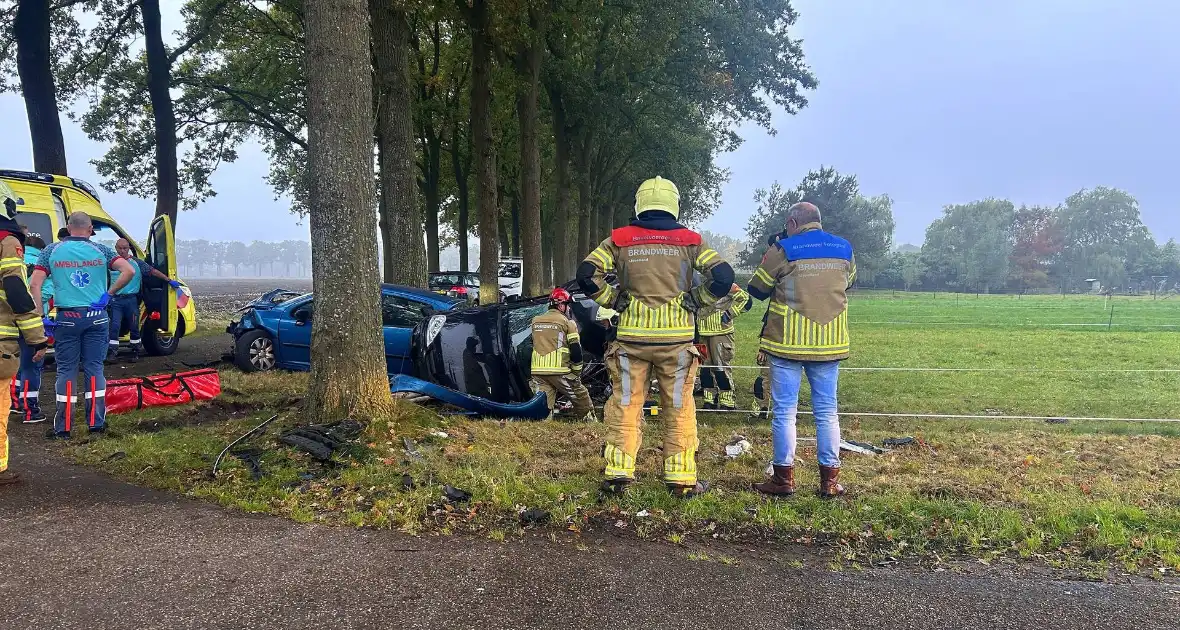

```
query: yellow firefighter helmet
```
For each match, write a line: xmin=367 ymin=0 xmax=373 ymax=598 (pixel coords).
xmin=634 ymin=176 xmax=680 ymax=220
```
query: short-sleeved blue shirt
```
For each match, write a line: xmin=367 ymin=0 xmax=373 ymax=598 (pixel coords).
xmin=111 ymin=256 xmax=153 ymax=295
xmin=35 ymin=237 xmax=120 ymax=308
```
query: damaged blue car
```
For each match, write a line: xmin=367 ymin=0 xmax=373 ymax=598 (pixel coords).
xmin=227 ymin=285 xmax=463 ymax=374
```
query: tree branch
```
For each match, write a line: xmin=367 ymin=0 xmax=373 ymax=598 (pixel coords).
xmin=168 ymin=0 xmax=232 ymax=65
xmin=74 ymin=0 xmax=142 ymax=78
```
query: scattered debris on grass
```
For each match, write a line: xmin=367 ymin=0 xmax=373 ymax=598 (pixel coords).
xmin=839 ymin=440 xmax=889 ymax=456
xmin=881 ymin=437 xmax=916 ymax=447
xmin=725 ymin=435 xmax=753 ymax=459
xmin=279 ymin=420 xmax=363 ymax=461
xmin=519 ymin=508 xmax=551 ymax=525
xmin=444 ymin=485 xmax=472 ymax=503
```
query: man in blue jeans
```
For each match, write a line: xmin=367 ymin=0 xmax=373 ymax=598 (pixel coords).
xmin=746 ymin=202 xmax=856 ymax=498
xmin=108 ymin=238 xmax=179 ymax=364
xmin=29 ymin=212 xmax=136 ymax=439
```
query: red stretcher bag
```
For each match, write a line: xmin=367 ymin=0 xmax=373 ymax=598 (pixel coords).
xmin=106 ymin=369 xmax=222 ymax=415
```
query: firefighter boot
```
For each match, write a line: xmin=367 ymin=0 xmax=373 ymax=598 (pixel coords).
xmin=819 ymin=465 xmax=846 ymax=498
xmin=753 ymin=464 xmax=796 ymax=496
xmin=701 ymin=389 xmax=717 ymax=410
xmin=0 ymin=470 xmax=19 ymax=485
xmin=718 ymin=390 xmax=736 ymax=411
xmin=667 ymin=480 xmax=709 ymax=498
xmin=128 ymin=342 xmax=142 ymax=364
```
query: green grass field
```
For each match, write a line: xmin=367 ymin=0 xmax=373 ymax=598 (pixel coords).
xmin=60 ymin=291 xmax=1180 ymax=577
xmin=724 ymin=292 xmax=1180 ymax=420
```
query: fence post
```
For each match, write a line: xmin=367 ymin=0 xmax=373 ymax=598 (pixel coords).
xmin=1108 ymin=300 xmax=1115 ymax=330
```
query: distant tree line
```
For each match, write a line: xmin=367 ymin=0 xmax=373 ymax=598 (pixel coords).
xmin=744 ymin=168 xmax=1178 ymax=294
xmin=174 ymin=240 xmax=311 ymax=278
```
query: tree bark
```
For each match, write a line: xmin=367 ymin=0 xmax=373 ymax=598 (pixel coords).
xmin=371 ymin=0 xmax=425 ymax=287
xmin=510 ymin=190 xmax=521 ymax=257
xmin=141 ymin=0 xmax=180 ymax=227
xmin=450 ymin=122 xmax=470 ymax=271
xmin=574 ymin=130 xmax=595 ymax=264
xmin=424 ymin=132 xmax=442 ymax=272
xmin=14 ymin=0 xmax=67 ymax=175
xmin=460 ymin=0 xmax=499 ymax=303
xmin=498 ymin=208 xmax=510 ymax=256
xmin=304 ymin=0 xmax=393 ymax=421
xmin=549 ymin=91 xmax=571 ymax=283
xmin=515 ymin=9 xmax=544 ymax=297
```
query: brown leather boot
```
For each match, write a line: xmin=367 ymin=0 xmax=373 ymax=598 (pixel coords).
xmin=753 ymin=465 xmax=796 ymax=496
xmin=818 ymin=465 xmax=845 ymax=498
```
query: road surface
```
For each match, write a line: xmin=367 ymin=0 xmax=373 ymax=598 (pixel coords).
xmin=1 ymin=434 xmax=1176 ymax=630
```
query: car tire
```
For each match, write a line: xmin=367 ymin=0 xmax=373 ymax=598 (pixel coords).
xmin=235 ymin=330 xmax=276 ymax=372
xmin=143 ymin=315 xmax=186 ymax=357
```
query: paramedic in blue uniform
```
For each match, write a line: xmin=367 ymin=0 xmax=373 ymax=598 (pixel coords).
xmin=29 ymin=212 xmax=136 ymax=438
xmin=108 ymin=237 xmax=179 ymax=363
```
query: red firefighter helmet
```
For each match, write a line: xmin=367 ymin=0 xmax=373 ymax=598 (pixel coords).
xmin=549 ymin=287 xmax=573 ymax=306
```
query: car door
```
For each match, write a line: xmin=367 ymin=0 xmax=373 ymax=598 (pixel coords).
xmin=381 ymin=293 xmax=430 ymax=374
xmin=144 ymin=215 xmax=178 ymax=334
xmin=277 ymin=300 xmax=313 ymax=369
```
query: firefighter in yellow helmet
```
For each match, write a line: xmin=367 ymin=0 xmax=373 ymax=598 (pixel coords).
xmin=0 ymin=181 xmax=49 ymax=485
xmin=697 ymin=282 xmax=751 ymax=411
xmin=576 ymin=176 xmax=735 ymax=497
xmin=530 ymin=287 xmax=594 ymax=421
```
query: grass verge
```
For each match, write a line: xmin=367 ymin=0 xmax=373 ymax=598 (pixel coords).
xmin=62 ymin=369 xmax=1180 ymax=580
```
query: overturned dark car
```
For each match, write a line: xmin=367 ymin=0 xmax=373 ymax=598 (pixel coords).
xmin=410 ymin=285 xmax=616 ymax=408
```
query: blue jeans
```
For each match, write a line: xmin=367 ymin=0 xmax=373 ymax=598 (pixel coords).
xmin=768 ymin=356 xmax=842 ymax=468
xmin=108 ymin=294 xmax=141 ymax=354
xmin=12 ymin=336 xmax=44 ymax=417
xmin=53 ymin=308 xmax=109 ymax=435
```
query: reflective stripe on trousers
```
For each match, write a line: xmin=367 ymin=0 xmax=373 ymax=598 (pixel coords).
xmin=602 ymin=340 xmax=701 ymax=485
xmin=53 ymin=309 xmax=109 ymax=434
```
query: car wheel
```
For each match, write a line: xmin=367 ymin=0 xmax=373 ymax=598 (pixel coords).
xmin=143 ymin=315 xmax=186 ymax=356
xmin=235 ymin=330 xmax=277 ymax=372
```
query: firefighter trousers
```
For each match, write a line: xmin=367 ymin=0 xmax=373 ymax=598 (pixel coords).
xmin=531 ymin=372 xmax=593 ymax=421
xmin=603 ymin=340 xmax=700 ymax=486
xmin=0 ymin=339 xmax=20 ymax=473
xmin=699 ymin=333 xmax=736 ymax=408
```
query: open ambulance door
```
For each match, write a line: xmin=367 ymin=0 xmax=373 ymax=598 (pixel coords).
xmin=145 ymin=215 xmax=178 ymax=336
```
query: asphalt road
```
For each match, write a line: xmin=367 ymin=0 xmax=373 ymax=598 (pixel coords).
xmin=2 ymin=436 xmax=1177 ymax=630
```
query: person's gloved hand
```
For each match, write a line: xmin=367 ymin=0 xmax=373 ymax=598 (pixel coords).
xmin=721 ymin=311 xmax=733 ymax=327
xmin=679 ymin=290 xmax=703 ymax=314
xmin=611 ymin=289 xmax=632 ymax=313
xmin=756 ymin=350 xmax=767 ymax=366
xmin=571 ymin=363 xmax=583 ymax=374
xmin=91 ymin=292 xmax=112 ymax=310
xmin=42 ymin=317 xmax=55 ymax=331
xmin=168 ymin=279 xmax=182 ymax=289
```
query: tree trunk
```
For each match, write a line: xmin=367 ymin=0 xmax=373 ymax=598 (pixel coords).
xmin=498 ymin=210 xmax=510 ymax=256
xmin=450 ymin=123 xmax=470 ymax=271
xmin=550 ymin=92 xmax=571 ymax=283
xmin=304 ymin=0 xmax=393 ymax=421
xmin=372 ymin=0 xmax=425 ymax=287
xmin=424 ymin=133 xmax=442 ymax=272
xmin=141 ymin=0 xmax=180 ymax=227
xmin=510 ymin=190 xmax=521 ymax=257
xmin=462 ymin=0 xmax=499 ymax=304
xmin=14 ymin=0 xmax=67 ymax=175
xmin=515 ymin=15 xmax=544 ymax=297
xmin=574 ymin=131 xmax=594 ymax=262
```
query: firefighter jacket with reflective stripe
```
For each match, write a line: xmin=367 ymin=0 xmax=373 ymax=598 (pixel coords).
xmin=698 ymin=285 xmax=752 ymax=336
xmin=747 ymin=224 xmax=855 ymax=361
xmin=583 ymin=225 xmax=728 ymax=344
xmin=0 ymin=232 xmax=46 ymax=346
xmin=530 ymin=309 xmax=581 ymax=375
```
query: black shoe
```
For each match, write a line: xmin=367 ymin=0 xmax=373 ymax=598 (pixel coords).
xmin=22 ymin=411 xmax=46 ymax=424
xmin=127 ymin=352 xmax=140 ymax=364
xmin=104 ymin=354 xmax=118 ymax=365
xmin=89 ymin=426 xmax=107 ymax=435
xmin=600 ymin=478 xmax=632 ymax=496
xmin=45 ymin=429 xmax=70 ymax=440
xmin=9 ymin=407 xmax=23 ymax=416
xmin=667 ymin=480 xmax=710 ymax=498
xmin=0 ymin=470 xmax=20 ymax=485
